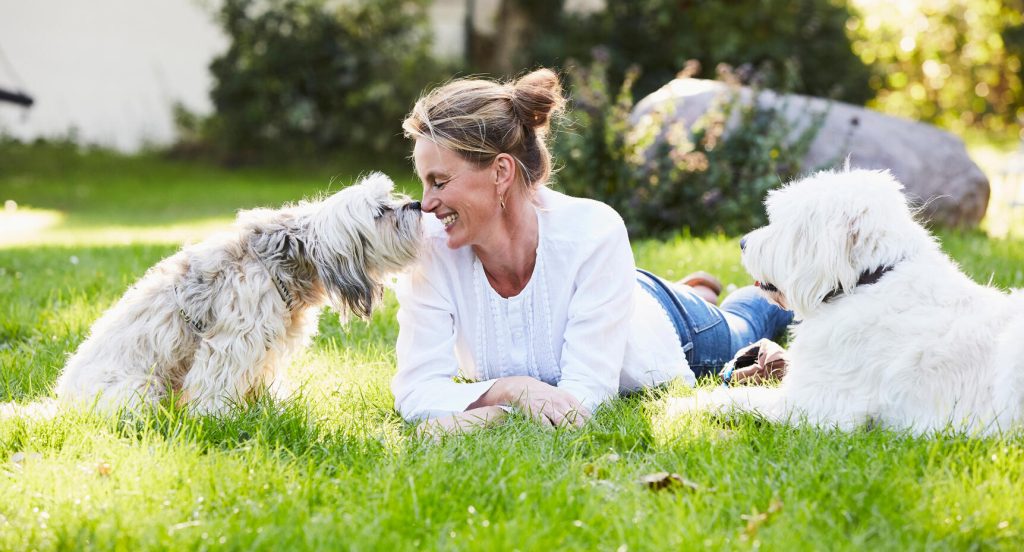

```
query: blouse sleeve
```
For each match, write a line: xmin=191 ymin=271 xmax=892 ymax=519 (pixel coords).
xmin=391 ymin=253 xmax=494 ymax=422
xmin=556 ymin=212 xmax=636 ymax=413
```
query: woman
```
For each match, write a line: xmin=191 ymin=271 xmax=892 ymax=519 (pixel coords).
xmin=393 ymin=69 xmax=792 ymax=432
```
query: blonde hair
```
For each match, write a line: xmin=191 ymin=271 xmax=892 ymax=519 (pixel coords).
xmin=403 ymin=68 xmax=566 ymax=190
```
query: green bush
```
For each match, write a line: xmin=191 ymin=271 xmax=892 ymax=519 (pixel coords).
xmin=552 ymin=58 xmax=824 ymax=238
xmin=514 ymin=0 xmax=872 ymax=105
xmin=194 ymin=0 xmax=445 ymax=162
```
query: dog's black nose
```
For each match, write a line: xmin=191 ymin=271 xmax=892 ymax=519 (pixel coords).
xmin=740 ymin=236 xmax=748 ymax=251
xmin=406 ymin=201 xmax=421 ymax=211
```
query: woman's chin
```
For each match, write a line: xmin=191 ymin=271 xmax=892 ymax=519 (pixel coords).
xmin=444 ymin=229 xmax=466 ymax=249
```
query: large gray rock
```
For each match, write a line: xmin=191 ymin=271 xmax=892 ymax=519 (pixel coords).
xmin=631 ymin=78 xmax=990 ymax=228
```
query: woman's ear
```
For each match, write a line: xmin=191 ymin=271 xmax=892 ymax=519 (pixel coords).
xmin=493 ymin=153 xmax=517 ymax=196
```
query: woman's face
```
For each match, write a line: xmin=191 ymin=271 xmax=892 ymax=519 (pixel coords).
xmin=413 ymin=138 xmax=502 ymax=250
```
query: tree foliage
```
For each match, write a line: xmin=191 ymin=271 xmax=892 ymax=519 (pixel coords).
xmin=847 ymin=0 xmax=1024 ymax=133
xmin=510 ymin=0 xmax=873 ymax=105
xmin=199 ymin=0 xmax=444 ymax=161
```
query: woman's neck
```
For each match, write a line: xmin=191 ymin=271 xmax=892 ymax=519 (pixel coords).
xmin=473 ymin=194 xmax=539 ymax=298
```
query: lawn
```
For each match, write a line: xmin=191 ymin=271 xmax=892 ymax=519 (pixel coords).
xmin=1 ymin=143 xmax=1023 ymax=550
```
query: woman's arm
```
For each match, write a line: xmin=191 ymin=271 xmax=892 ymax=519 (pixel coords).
xmin=392 ymin=256 xmax=497 ymax=421
xmin=554 ymin=209 xmax=636 ymax=413
xmin=415 ymin=405 xmax=510 ymax=438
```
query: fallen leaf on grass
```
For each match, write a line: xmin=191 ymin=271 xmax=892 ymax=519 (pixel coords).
xmin=640 ymin=472 xmax=705 ymax=492
xmin=741 ymin=497 xmax=783 ymax=538
xmin=583 ymin=452 xmax=621 ymax=479
xmin=96 ymin=462 xmax=113 ymax=476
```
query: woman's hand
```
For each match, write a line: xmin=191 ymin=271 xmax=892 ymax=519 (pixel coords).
xmin=471 ymin=376 xmax=591 ymax=428
xmin=416 ymin=405 xmax=509 ymax=439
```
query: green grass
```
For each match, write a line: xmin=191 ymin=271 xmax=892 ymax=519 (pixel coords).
xmin=2 ymin=143 xmax=1023 ymax=550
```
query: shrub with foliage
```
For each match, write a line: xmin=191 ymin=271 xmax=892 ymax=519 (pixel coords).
xmin=512 ymin=0 xmax=872 ymax=106
xmin=194 ymin=0 xmax=445 ymax=161
xmin=552 ymin=58 xmax=824 ymax=238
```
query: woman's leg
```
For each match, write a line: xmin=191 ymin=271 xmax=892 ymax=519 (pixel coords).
xmin=637 ymin=270 xmax=793 ymax=379
xmin=718 ymin=286 xmax=794 ymax=352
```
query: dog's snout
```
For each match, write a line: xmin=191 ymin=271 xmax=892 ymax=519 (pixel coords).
xmin=406 ymin=201 xmax=421 ymax=211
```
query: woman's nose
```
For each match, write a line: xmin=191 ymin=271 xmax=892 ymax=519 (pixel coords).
xmin=420 ymin=189 xmax=439 ymax=213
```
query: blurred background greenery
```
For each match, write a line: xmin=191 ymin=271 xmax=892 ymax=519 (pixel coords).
xmin=170 ymin=0 xmax=1023 ymax=158
xmin=3 ymin=0 xmax=1024 ymax=237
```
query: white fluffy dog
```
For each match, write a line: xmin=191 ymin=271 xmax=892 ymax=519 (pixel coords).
xmin=674 ymin=168 xmax=1024 ymax=435
xmin=54 ymin=173 xmax=422 ymax=415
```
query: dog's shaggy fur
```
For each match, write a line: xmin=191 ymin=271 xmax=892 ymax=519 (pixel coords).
xmin=674 ymin=168 xmax=1024 ymax=435
xmin=54 ymin=173 xmax=422 ymax=415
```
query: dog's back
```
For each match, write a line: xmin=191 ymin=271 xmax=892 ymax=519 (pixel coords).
xmin=786 ymin=245 xmax=1019 ymax=434
xmin=55 ymin=248 xmax=204 ymax=411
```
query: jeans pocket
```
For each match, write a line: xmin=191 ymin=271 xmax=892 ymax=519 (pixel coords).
xmin=674 ymin=289 xmax=732 ymax=369
xmin=674 ymin=286 xmax=724 ymax=334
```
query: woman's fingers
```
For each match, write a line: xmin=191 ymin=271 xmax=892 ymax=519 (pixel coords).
xmin=556 ymin=407 xmax=587 ymax=428
xmin=538 ymin=399 xmax=589 ymax=429
xmin=502 ymin=378 xmax=590 ymax=429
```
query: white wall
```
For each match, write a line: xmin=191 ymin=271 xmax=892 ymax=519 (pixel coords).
xmin=0 ymin=0 xmax=608 ymax=152
xmin=0 ymin=0 xmax=226 ymax=152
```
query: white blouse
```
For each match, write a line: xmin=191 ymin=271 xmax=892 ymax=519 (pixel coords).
xmin=392 ymin=187 xmax=694 ymax=421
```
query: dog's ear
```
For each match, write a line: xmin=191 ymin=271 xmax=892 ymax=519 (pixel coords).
xmin=844 ymin=170 xmax=923 ymax=272
xmin=331 ymin=242 xmax=380 ymax=320
xmin=782 ymin=209 xmax=862 ymax=316
xmin=303 ymin=185 xmax=384 ymax=320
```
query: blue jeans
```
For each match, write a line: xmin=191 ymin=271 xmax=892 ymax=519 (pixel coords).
xmin=636 ymin=269 xmax=794 ymax=379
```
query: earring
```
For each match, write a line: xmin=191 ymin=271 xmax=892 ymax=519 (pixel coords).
xmin=499 ymin=193 xmax=506 ymax=210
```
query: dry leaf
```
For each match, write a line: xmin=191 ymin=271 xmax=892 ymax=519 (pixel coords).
xmin=741 ymin=497 xmax=783 ymax=537
xmin=583 ymin=452 xmax=621 ymax=479
xmin=640 ymin=472 xmax=702 ymax=492
xmin=97 ymin=462 xmax=113 ymax=476
xmin=582 ymin=463 xmax=608 ymax=479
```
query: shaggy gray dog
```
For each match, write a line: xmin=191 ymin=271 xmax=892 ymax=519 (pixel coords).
xmin=55 ymin=173 xmax=422 ymax=415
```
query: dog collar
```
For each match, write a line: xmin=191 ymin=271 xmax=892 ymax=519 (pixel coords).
xmin=823 ymin=264 xmax=896 ymax=303
xmin=178 ymin=306 xmax=206 ymax=334
xmin=258 ymin=258 xmax=295 ymax=311
xmin=174 ymin=284 xmax=208 ymax=335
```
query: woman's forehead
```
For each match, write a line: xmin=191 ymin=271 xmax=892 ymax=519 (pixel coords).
xmin=413 ymin=139 xmax=459 ymax=173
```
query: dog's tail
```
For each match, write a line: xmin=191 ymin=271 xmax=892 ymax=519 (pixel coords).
xmin=0 ymin=398 xmax=61 ymax=421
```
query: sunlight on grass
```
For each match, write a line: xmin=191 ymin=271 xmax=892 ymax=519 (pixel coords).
xmin=3 ymin=144 xmax=1023 ymax=550
xmin=1 ymin=215 xmax=236 ymax=248
xmin=969 ymin=140 xmax=1024 ymax=239
xmin=0 ymin=207 xmax=65 ymax=246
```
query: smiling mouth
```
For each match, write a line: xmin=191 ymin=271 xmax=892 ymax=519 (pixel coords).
xmin=440 ymin=213 xmax=458 ymax=228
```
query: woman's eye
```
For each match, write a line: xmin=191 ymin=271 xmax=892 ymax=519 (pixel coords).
xmin=433 ymin=180 xmax=448 ymax=190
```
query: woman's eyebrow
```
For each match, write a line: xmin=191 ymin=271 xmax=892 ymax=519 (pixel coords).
xmin=424 ymin=170 xmax=450 ymax=182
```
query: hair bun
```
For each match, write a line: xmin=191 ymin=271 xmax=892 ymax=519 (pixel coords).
xmin=510 ymin=68 xmax=565 ymax=133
